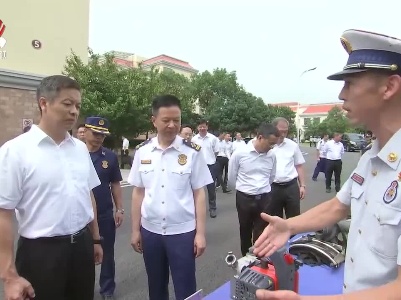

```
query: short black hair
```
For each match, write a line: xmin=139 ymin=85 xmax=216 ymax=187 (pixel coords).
xmin=152 ymin=95 xmax=181 ymax=116
xmin=36 ymin=75 xmax=81 ymax=112
xmin=77 ymin=123 xmax=85 ymax=129
xmin=256 ymin=123 xmax=280 ymax=138
xmin=198 ymin=119 xmax=208 ymax=126
xmin=180 ymin=124 xmax=192 ymax=132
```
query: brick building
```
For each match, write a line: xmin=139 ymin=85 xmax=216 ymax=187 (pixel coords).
xmin=0 ymin=69 xmax=43 ymax=146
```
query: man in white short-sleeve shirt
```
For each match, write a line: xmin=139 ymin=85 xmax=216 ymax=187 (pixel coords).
xmin=254 ymin=29 xmax=401 ymax=300
xmin=269 ymin=117 xmax=306 ymax=220
xmin=192 ymin=120 xmax=219 ymax=218
xmin=0 ymin=75 xmax=103 ymax=300
xmin=129 ymin=95 xmax=213 ymax=300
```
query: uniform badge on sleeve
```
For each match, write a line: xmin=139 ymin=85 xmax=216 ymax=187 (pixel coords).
xmin=178 ymin=154 xmax=187 ymax=166
xmin=102 ymin=160 xmax=108 ymax=169
xmin=383 ymin=180 xmax=398 ymax=204
xmin=351 ymin=173 xmax=364 ymax=185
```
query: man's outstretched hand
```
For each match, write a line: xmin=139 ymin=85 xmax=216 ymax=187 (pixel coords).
xmin=253 ymin=213 xmax=291 ymax=258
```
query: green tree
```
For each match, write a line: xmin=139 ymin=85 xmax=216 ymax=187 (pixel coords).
xmin=320 ymin=106 xmax=350 ymax=136
xmin=191 ymin=68 xmax=242 ymax=114
xmin=63 ymin=50 xmax=153 ymax=138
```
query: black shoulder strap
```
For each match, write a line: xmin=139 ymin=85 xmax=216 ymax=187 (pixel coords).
xmin=182 ymin=139 xmax=201 ymax=152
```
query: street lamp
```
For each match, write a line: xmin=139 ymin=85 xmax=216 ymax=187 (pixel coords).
xmin=296 ymin=67 xmax=317 ymax=143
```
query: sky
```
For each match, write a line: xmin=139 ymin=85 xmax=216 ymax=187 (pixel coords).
xmin=89 ymin=0 xmax=401 ymax=105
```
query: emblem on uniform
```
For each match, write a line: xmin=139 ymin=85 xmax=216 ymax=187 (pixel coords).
xmin=99 ymin=119 xmax=105 ymax=126
xmin=141 ymin=160 xmax=151 ymax=164
xmin=178 ymin=154 xmax=187 ymax=165
xmin=387 ymin=152 xmax=398 ymax=162
xmin=383 ymin=180 xmax=398 ymax=204
xmin=102 ymin=160 xmax=108 ymax=169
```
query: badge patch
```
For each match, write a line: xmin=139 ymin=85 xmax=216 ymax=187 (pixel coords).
xmin=141 ymin=160 xmax=151 ymax=164
xmin=178 ymin=154 xmax=187 ymax=166
xmin=101 ymin=160 xmax=108 ymax=169
xmin=351 ymin=173 xmax=364 ymax=185
xmin=383 ymin=180 xmax=398 ymax=204
xmin=99 ymin=119 xmax=105 ymax=126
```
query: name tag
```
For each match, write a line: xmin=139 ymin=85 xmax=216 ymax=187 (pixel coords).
xmin=141 ymin=160 xmax=151 ymax=164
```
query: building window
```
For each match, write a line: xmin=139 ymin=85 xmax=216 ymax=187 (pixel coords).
xmin=304 ymin=118 xmax=311 ymax=127
xmin=313 ymin=117 xmax=320 ymax=123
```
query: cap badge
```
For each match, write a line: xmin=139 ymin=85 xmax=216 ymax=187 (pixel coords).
xmin=99 ymin=119 xmax=105 ymax=126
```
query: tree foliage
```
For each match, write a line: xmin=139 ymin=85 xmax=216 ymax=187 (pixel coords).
xmin=63 ymin=50 xmax=296 ymax=139
xmin=304 ymin=106 xmax=364 ymax=138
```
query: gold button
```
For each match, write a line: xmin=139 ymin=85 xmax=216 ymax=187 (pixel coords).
xmin=162 ymin=169 xmax=165 ymax=171
xmin=162 ymin=201 xmax=165 ymax=204
xmin=358 ymin=229 xmax=361 ymax=234
xmin=371 ymin=171 xmax=377 ymax=176
xmin=162 ymin=185 xmax=164 ymax=188
xmin=163 ymin=218 xmax=166 ymax=221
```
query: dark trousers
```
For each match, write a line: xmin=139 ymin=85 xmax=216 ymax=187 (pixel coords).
xmin=206 ymin=163 xmax=217 ymax=211
xmin=216 ymin=156 xmax=229 ymax=189
xmin=15 ymin=227 xmax=95 ymax=300
xmin=312 ymin=157 xmax=327 ymax=179
xmin=270 ymin=178 xmax=300 ymax=219
xmin=236 ymin=191 xmax=271 ymax=256
xmin=141 ymin=227 xmax=196 ymax=300
xmin=98 ymin=216 xmax=116 ymax=296
xmin=325 ymin=159 xmax=342 ymax=191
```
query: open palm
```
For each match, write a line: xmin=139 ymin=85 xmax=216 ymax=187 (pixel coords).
xmin=253 ymin=213 xmax=291 ymax=257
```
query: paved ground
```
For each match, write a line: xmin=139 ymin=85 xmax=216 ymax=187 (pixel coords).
xmin=0 ymin=146 xmax=360 ymax=300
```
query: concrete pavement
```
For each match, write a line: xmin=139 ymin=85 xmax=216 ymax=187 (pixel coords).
xmin=0 ymin=146 xmax=361 ymax=300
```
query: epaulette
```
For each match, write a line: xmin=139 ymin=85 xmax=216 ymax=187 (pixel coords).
xmin=183 ymin=139 xmax=201 ymax=152
xmin=135 ymin=139 xmax=151 ymax=150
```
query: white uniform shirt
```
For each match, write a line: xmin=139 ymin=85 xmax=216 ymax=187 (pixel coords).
xmin=228 ymin=141 xmax=276 ymax=195
xmin=272 ymin=138 xmax=305 ymax=183
xmin=317 ymin=139 xmax=327 ymax=158
xmin=217 ymin=140 xmax=232 ymax=158
xmin=127 ymin=136 xmax=213 ymax=235
xmin=336 ymin=128 xmax=401 ymax=293
xmin=0 ymin=125 xmax=100 ymax=239
xmin=192 ymin=132 xmax=218 ymax=165
xmin=122 ymin=138 xmax=129 ymax=150
xmin=232 ymin=140 xmax=246 ymax=152
xmin=324 ymin=139 xmax=344 ymax=160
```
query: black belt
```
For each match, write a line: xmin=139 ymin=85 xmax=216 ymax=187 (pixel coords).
xmin=237 ymin=190 xmax=269 ymax=200
xmin=272 ymin=177 xmax=298 ymax=187
xmin=21 ymin=226 xmax=89 ymax=244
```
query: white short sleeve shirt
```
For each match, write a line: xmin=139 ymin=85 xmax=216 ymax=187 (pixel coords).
xmin=0 ymin=125 xmax=100 ymax=238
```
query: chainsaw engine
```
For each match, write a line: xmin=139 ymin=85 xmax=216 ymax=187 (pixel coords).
xmin=225 ymin=247 xmax=301 ymax=300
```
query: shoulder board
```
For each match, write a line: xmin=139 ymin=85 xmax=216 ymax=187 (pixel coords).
xmin=135 ymin=139 xmax=151 ymax=150
xmin=183 ymin=139 xmax=201 ymax=152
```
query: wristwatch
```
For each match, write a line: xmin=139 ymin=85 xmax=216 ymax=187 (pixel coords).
xmin=94 ymin=236 xmax=104 ymax=244
xmin=117 ymin=208 xmax=125 ymax=214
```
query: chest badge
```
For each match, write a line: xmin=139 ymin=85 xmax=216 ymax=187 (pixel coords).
xmin=383 ymin=180 xmax=398 ymax=204
xmin=102 ymin=160 xmax=109 ymax=169
xmin=351 ymin=173 xmax=364 ymax=185
xmin=388 ymin=152 xmax=398 ymax=162
xmin=141 ymin=160 xmax=151 ymax=164
xmin=178 ymin=154 xmax=187 ymax=166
